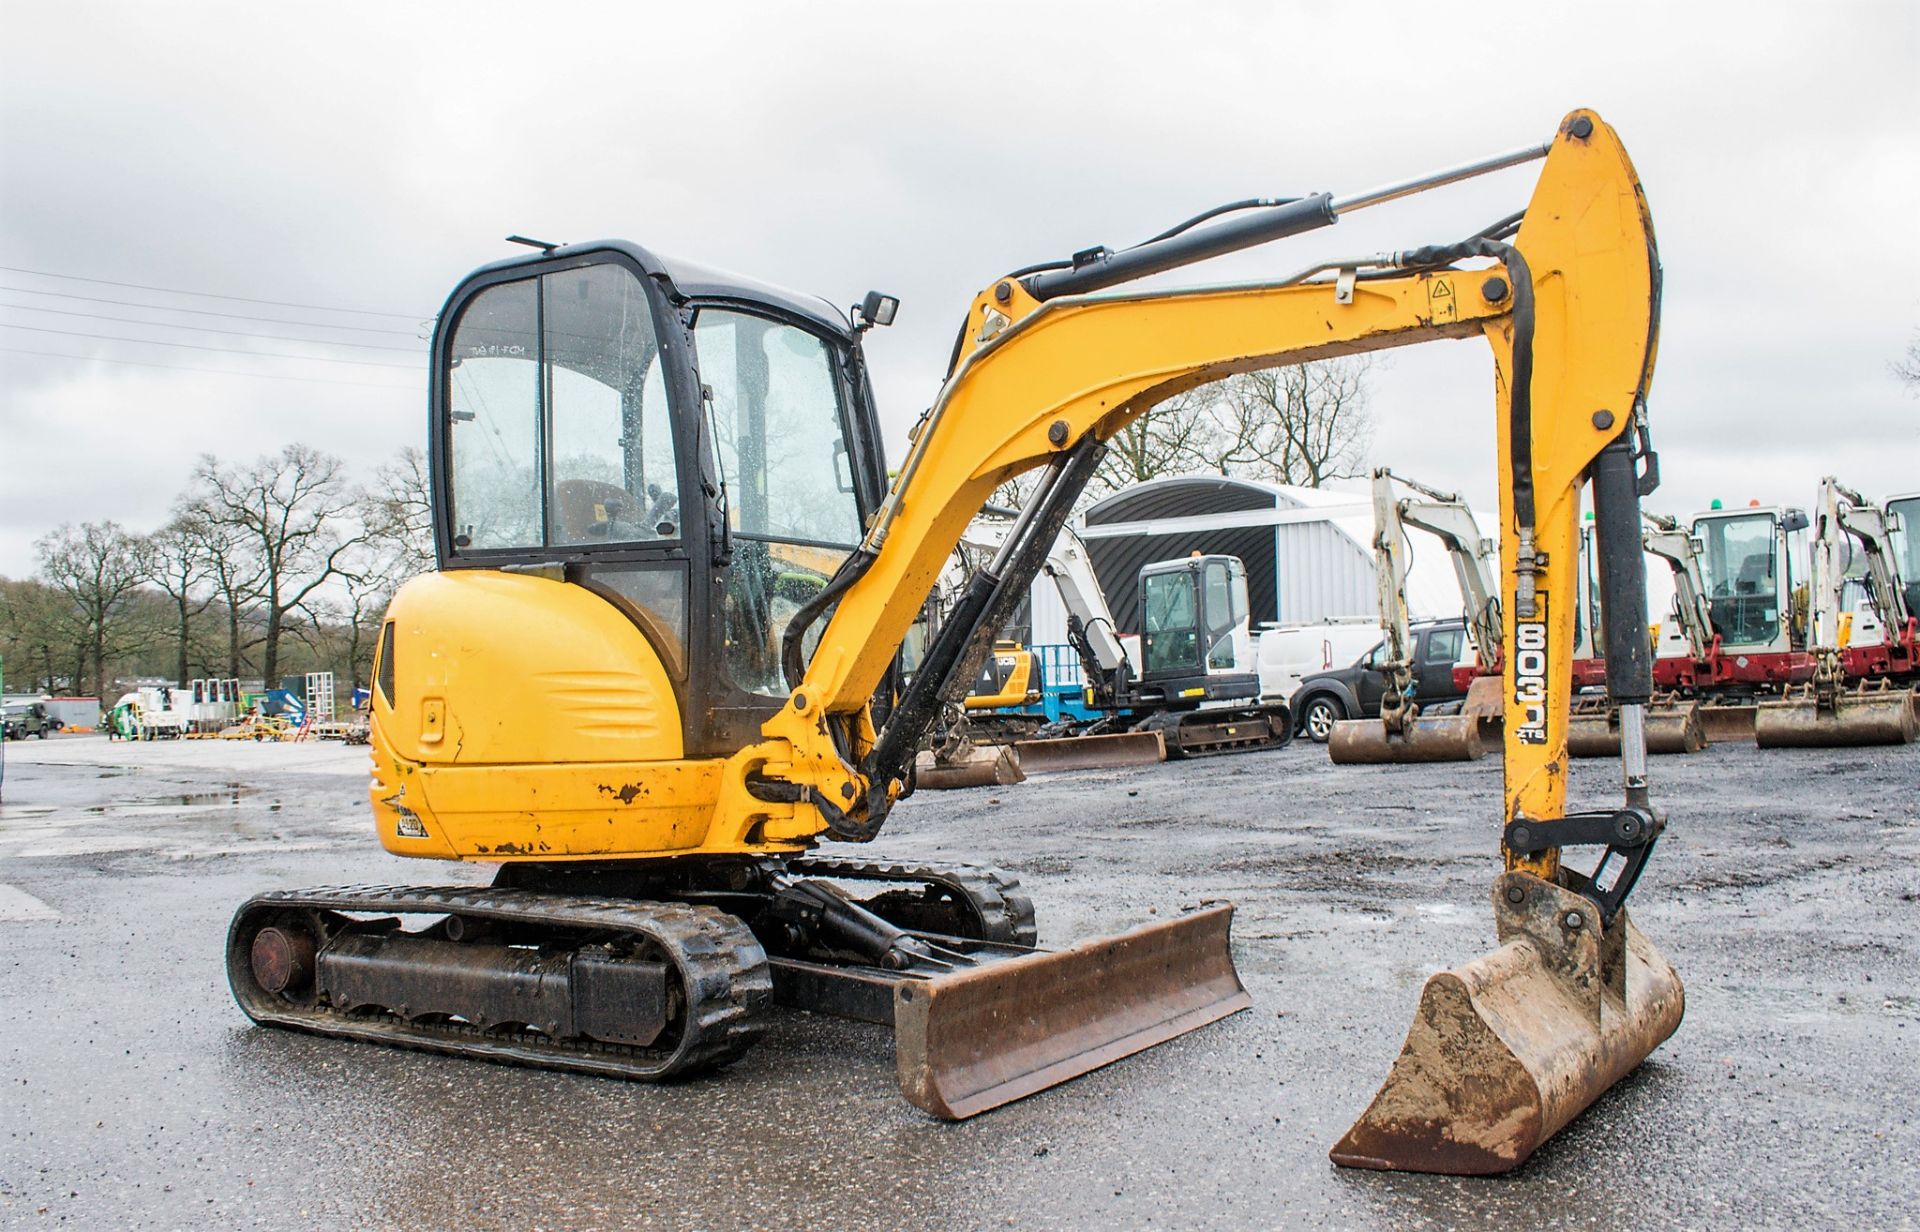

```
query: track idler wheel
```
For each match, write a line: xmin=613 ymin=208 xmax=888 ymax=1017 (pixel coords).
xmin=249 ymin=926 xmax=317 ymax=995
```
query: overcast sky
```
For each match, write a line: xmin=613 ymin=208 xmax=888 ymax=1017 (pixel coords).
xmin=2 ymin=1 xmax=1916 ymax=578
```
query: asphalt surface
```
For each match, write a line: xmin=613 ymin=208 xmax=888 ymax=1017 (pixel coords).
xmin=1 ymin=732 xmax=1915 ymax=1231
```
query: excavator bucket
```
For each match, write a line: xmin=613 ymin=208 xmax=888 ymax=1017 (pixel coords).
xmin=895 ymin=903 xmax=1249 ymax=1119
xmin=1567 ymin=702 xmax=1705 ymax=758
xmin=1461 ymin=675 xmax=1505 ymax=740
xmin=1695 ymin=701 xmax=1756 ymax=743
xmin=1011 ymin=730 xmax=1166 ymax=774
xmin=914 ymin=745 xmax=1025 ymax=790
xmin=1327 ymin=715 xmax=1483 ymax=764
xmin=1333 ymin=872 xmax=1684 ymax=1174
xmin=1753 ymin=686 xmax=1918 ymax=748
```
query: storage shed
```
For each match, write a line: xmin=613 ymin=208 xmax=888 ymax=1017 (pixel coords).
xmin=1023 ymin=475 xmax=1482 ymax=647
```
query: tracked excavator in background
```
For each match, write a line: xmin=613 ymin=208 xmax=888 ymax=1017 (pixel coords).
xmin=934 ymin=515 xmax=1291 ymax=778
xmin=1564 ymin=514 xmax=1708 ymax=756
xmin=1754 ymin=477 xmax=1918 ymax=746
xmin=1329 ymin=467 xmax=1502 ymax=762
xmin=228 ymin=109 xmax=1680 ymax=1173
xmin=1666 ymin=499 xmax=1818 ymax=739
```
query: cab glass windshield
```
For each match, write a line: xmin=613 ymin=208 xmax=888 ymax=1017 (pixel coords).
xmin=1698 ymin=513 xmax=1780 ymax=647
xmin=1142 ymin=570 xmax=1200 ymax=673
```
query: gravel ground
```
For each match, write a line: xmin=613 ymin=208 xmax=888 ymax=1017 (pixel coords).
xmin=0 ymin=732 xmax=1914 ymax=1230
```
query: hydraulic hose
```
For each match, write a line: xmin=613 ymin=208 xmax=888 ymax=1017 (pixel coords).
xmin=1393 ymin=237 xmax=1538 ymax=615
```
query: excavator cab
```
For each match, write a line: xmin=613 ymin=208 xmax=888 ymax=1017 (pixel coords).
xmin=430 ymin=246 xmax=893 ymax=766
xmin=1889 ymin=493 xmax=1920 ymax=618
xmin=1136 ymin=555 xmax=1256 ymax=700
xmin=1690 ymin=504 xmax=1809 ymax=657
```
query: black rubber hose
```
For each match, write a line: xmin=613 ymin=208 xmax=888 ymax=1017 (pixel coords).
xmin=781 ymin=546 xmax=880 ymax=692
xmin=1394 ymin=238 xmax=1536 ymax=532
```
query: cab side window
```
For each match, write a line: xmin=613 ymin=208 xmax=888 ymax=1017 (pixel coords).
xmin=545 ymin=265 xmax=678 ymax=546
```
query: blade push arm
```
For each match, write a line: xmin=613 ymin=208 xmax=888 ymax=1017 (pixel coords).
xmin=722 ymin=111 xmax=1660 ymax=867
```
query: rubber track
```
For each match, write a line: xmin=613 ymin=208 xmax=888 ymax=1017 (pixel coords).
xmin=785 ymin=857 xmax=1038 ymax=947
xmin=1137 ymin=705 xmax=1294 ymax=759
xmin=227 ymin=884 xmax=770 ymax=1081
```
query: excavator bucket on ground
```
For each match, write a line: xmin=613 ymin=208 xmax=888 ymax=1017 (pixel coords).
xmin=1461 ymin=675 xmax=1505 ymax=741
xmin=1567 ymin=700 xmax=1706 ymax=758
xmin=1011 ymin=730 xmax=1166 ymax=774
xmin=1753 ymin=683 xmax=1918 ymax=748
xmin=1327 ymin=714 xmax=1483 ymax=763
xmin=895 ymin=904 xmax=1250 ymax=1118
xmin=1695 ymin=701 xmax=1757 ymax=743
xmin=914 ymin=744 xmax=1025 ymax=790
xmin=1331 ymin=873 xmax=1684 ymax=1174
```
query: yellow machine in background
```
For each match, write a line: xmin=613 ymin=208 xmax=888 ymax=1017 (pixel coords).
xmin=229 ymin=110 xmax=1681 ymax=1172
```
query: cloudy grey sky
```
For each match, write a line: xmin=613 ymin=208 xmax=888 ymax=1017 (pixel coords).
xmin=2 ymin=1 xmax=1916 ymax=577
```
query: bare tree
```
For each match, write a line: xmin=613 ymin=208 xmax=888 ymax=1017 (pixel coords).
xmin=0 ymin=577 xmax=85 ymax=694
xmin=180 ymin=512 xmax=263 ymax=679
xmin=34 ymin=522 xmax=152 ymax=699
xmin=1090 ymin=388 xmax=1216 ymax=497
xmin=366 ymin=446 xmax=436 ymax=575
xmin=143 ymin=516 xmax=216 ymax=686
xmin=1897 ymin=331 xmax=1920 ymax=389
xmin=185 ymin=444 xmax=367 ymax=684
xmin=1210 ymin=356 xmax=1375 ymax=487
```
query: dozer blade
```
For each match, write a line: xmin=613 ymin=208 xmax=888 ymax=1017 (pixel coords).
xmin=1566 ymin=703 xmax=1705 ymax=758
xmin=1333 ymin=872 xmax=1684 ymax=1175
xmin=1012 ymin=730 xmax=1165 ymax=774
xmin=914 ymin=745 xmax=1025 ymax=790
xmin=1327 ymin=715 xmax=1482 ymax=764
xmin=895 ymin=903 xmax=1249 ymax=1120
xmin=1753 ymin=691 xmax=1918 ymax=748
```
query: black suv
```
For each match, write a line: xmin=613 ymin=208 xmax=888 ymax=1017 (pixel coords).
xmin=1291 ymin=618 xmax=1472 ymax=742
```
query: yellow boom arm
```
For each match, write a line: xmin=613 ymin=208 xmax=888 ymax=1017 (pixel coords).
xmin=725 ymin=109 xmax=1658 ymax=864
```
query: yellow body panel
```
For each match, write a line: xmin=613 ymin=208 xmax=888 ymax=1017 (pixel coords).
xmin=368 ymin=570 xmax=807 ymax=860
xmin=964 ymin=645 xmax=1038 ymax=710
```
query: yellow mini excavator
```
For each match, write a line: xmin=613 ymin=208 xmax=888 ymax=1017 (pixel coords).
xmin=229 ymin=108 xmax=1681 ymax=1173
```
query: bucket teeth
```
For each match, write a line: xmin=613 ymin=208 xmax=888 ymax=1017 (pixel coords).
xmin=1332 ymin=873 xmax=1684 ymax=1174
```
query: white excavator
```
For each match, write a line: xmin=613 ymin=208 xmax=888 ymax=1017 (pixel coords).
xmin=1755 ymin=477 xmax=1918 ymax=745
xmin=1328 ymin=467 xmax=1504 ymax=762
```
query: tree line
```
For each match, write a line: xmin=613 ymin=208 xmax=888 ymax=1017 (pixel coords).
xmin=1 ymin=444 xmax=432 ymax=699
xmin=3 ymin=358 xmax=1376 ymax=701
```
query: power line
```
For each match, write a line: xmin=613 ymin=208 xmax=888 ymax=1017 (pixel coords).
xmin=0 ymin=264 xmax=430 ymax=321
xmin=0 ymin=284 xmax=427 ymax=337
xmin=0 ymin=322 xmax=424 ymax=369
xmin=0 ymin=302 xmax=426 ymax=353
xmin=0 ymin=346 xmax=417 ymax=390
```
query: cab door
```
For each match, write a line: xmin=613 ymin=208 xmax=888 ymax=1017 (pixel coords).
xmin=438 ymin=256 xmax=700 ymax=739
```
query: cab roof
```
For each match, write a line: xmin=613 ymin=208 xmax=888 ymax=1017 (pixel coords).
xmin=446 ymin=239 xmax=854 ymax=340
